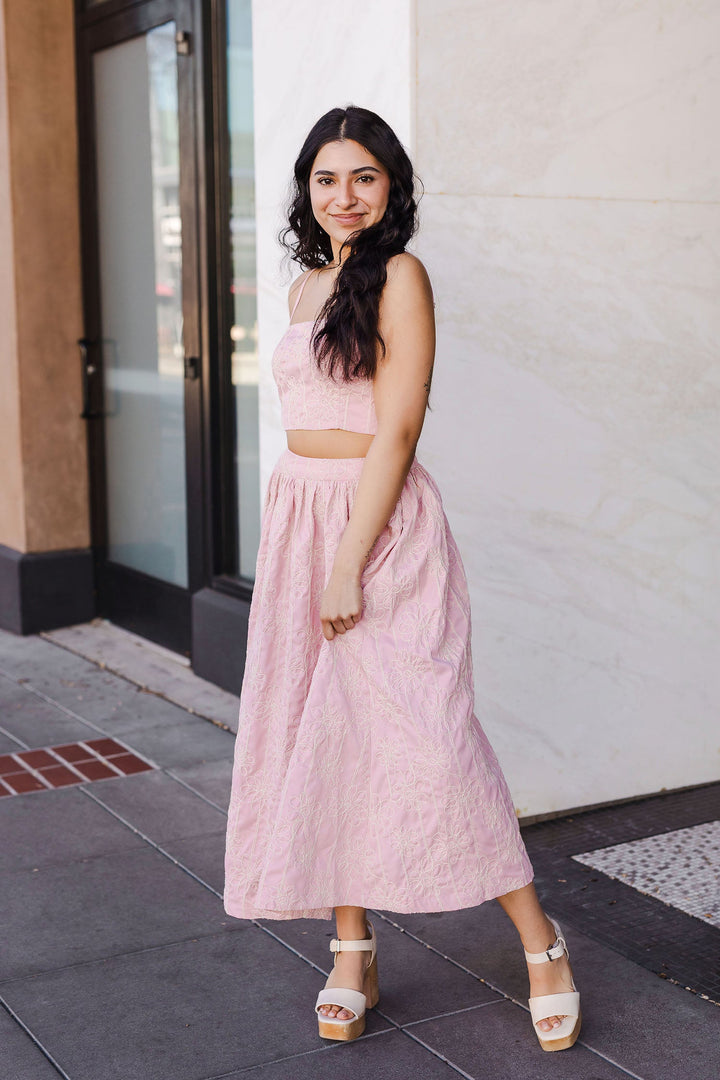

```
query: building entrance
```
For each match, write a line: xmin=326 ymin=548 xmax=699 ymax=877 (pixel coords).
xmin=78 ymin=0 xmax=202 ymax=654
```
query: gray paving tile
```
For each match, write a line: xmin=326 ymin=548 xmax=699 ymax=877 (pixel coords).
xmin=386 ymin=901 xmax=531 ymax=1000
xmin=119 ymin=716 xmax=234 ymax=769
xmin=0 ymin=630 xmax=70 ymax=673
xmin=408 ymin=1000 xmax=627 ymax=1080
xmin=0 ymin=672 xmax=28 ymax=706
xmin=235 ymin=1028 xmax=460 ymax=1079
xmin=0 ymin=729 xmax=25 ymax=753
xmin=0 ymin=676 xmax=100 ymax=746
xmin=86 ymin=769 xmax=226 ymax=843
xmin=0 ymin=636 xmax=206 ymax=737
xmin=390 ymin=903 xmax=720 ymax=1079
xmin=0 ymin=676 xmax=31 ymax=707
xmin=169 ymin=758 xmax=234 ymax=810
xmin=89 ymin=691 xmax=206 ymax=733
xmin=0 ymin=644 xmax=195 ymax=734
xmin=12 ymin=669 xmax=140 ymax=727
xmin=46 ymin=621 xmax=242 ymax=730
xmin=0 ymin=1007 xmax=62 ymax=1080
xmin=557 ymin=932 xmax=720 ymax=1080
xmin=262 ymin=915 xmax=501 ymax=1028
xmin=1 ymin=925 xmax=392 ymax=1080
xmin=164 ymin=830 xmax=226 ymax=894
xmin=0 ymin=638 xmax=118 ymax=692
xmin=0 ymin=786 xmax=146 ymax=872
xmin=1 ymin=845 xmax=231 ymax=980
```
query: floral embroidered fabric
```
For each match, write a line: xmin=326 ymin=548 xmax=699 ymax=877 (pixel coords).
xmin=271 ymin=322 xmax=378 ymax=434
xmin=223 ymin=450 xmax=534 ymax=920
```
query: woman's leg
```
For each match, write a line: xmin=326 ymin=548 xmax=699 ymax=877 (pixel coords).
xmin=317 ymin=905 xmax=372 ymax=1020
xmin=495 ymin=882 xmax=576 ymax=1033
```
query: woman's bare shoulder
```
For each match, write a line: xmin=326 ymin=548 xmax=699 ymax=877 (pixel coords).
xmin=287 ymin=268 xmax=315 ymax=313
xmin=383 ymin=252 xmax=434 ymax=313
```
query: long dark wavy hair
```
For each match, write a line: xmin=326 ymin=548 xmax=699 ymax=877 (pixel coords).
xmin=279 ymin=106 xmax=420 ymax=382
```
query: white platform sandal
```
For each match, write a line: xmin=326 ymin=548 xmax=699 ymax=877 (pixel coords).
xmin=315 ymin=920 xmax=380 ymax=1041
xmin=525 ymin=916 xmax=581 ymax=1052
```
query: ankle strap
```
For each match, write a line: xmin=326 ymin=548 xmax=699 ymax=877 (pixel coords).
xmin=524 ymin=936 xmax=566 ymax=965
xmin=330 ymin=937 xmax=374 ymax=953
xmin=330 ymin=921 xmax=375 ymax=955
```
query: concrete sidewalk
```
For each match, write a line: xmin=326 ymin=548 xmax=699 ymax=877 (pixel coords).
xmin=1 ymin=626 xmax=718 ymax=1080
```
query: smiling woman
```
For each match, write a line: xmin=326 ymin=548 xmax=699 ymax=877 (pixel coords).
xmin=311 ymin=150 xmax=390 ymax=236
xmin=223 ymin=105 xmax=582 ymax=1053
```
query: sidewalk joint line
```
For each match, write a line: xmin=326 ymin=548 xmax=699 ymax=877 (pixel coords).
xmin=0 ymin=997 xmax=72 ymax=1080
xmin=402 ymin=997 xmax=507 ymax=1027
xmin=7 ymin=779 xmax=652 ymax=1080
xmin=367 ymin=910 xmax=514 ymax=1000
xmin=0 ymin=929 xmax=248 ymax=988
xmin=80 ymin=785 xmax=225 ymax=896
xmin=198 ymin=1027 xmax=395 ymax=1078
xmin=0 ymin=668 xmax=115 ymax=736
xmin=163 ymin=767 xmax=230 ymax=814
xmin=398 ymin=1027 xmax=477 ymax=1079
xmin=365 ymin=911 xmax=653 ymax=1079
xmin=0 ymin=719 xmax=31 ymax=750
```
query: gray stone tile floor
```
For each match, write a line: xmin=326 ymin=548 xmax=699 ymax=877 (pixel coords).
xmin=1 ymin=626 xmax=719 ymax=1080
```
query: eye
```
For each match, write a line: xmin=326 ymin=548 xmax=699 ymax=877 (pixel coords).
xmin=356 ymin=174 xmax=375 ymax=183
xmin=316 ymin=177 xmax=334 ymax=186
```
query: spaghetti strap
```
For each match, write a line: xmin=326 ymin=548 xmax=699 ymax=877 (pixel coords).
xmin=289 ymin=270 xmax=316 ymax=320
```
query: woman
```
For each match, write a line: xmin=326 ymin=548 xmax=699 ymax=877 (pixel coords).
xmin=223 ymin=105 xmax=581 ymax=1052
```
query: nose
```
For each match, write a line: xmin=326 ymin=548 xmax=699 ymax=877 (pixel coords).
xmin=334 ymin=179 xmax=358 ymax=209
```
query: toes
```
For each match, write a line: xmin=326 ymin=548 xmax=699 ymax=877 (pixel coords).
xmin=539 ymin=1010 xmax=569 ymax=1028
xmin=319 ymin=1004 xmax=352 ymax=1020
xmin=536 ymin=1015 xmax=565 ymax=1032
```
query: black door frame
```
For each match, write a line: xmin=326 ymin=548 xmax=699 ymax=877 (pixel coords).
xmin=76 ymin=0 xmax=205 ymax=656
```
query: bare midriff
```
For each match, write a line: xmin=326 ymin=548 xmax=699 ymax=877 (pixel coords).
xmin=287 ymin=429 xmax=375 ymax=459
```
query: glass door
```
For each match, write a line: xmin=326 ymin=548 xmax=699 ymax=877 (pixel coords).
xmin=78 ymin=0 xmax=201 ymax=654
xmin=95 ymin=20 xmax=187 ymax=587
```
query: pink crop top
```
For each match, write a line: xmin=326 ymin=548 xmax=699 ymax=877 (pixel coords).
xmin=271 ymin=271 xmax=378 ymax=434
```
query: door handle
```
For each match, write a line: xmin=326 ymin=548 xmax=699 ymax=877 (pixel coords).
xmin=78 ymin=338 xmax=104 ymax=418
xmin=184 ymin=355 xmax=200 ymax=380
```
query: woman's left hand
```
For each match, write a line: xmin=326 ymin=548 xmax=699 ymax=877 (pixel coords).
xmin=320 ymin=569 xmax=364 ymax=640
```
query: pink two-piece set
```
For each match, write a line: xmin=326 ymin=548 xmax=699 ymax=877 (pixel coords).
xmin=223 ymin=272 xmax=533 ymax=921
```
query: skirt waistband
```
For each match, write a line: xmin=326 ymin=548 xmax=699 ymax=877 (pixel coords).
xmin=273 ymin=448 xmax=418 ymax=482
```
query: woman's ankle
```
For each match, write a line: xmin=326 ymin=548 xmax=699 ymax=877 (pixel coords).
xmin=520 ymin=914 xmax=558 ymax=954
xmin=334 ymin=907 xmax=368 ymax=941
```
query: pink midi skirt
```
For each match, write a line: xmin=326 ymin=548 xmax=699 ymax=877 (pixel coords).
xmin=223 ymin=449 xmax=534 ymax=921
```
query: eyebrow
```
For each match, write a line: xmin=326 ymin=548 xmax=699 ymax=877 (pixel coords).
xmin=312 ymin=166 xmax=382 ymax=176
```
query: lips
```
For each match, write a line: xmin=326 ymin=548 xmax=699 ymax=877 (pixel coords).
xmin=332 ymin=214 xmax=364 ymax=225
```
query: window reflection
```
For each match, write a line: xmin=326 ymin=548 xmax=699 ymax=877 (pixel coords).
xmin=227 ymin=0 xmax=260 ymax=581
xmin=94 ymin=22 xmax=188 ymax=588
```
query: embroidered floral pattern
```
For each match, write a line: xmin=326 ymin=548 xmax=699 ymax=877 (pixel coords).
xmin=271 ymin=323 xmax=378 ymax=434
xmin=224 ymin=450 xmax=534 ymax=921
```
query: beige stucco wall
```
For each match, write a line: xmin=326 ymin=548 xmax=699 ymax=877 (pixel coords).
xmin=0 ymin=0 xmax=24 ymax=552
xmin=0 ymin=0 xmax=88 ymax=554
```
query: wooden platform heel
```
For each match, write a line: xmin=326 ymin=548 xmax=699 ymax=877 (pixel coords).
xmin=315 ymin=920 xmax=380 ymax=1041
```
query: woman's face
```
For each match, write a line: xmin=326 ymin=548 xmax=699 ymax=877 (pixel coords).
xmin=309 ymin=139 xmax=391 ymax=257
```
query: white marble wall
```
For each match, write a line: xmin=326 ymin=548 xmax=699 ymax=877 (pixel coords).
xmin=251 ymin=1 xmax=719 ymax=816
xmin=251 ymin=0 xmax=414 ymax=491
xmin=414 ymin=1 xmax=720 ymax=814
